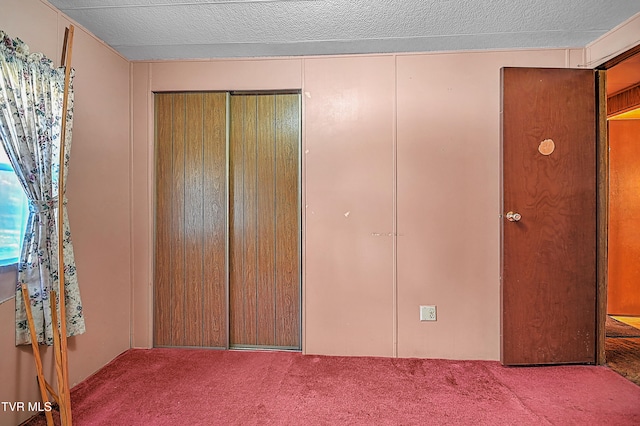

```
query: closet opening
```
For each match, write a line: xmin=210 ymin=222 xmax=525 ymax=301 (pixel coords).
xmin=153 ymin=91 xmax=302 ymax=351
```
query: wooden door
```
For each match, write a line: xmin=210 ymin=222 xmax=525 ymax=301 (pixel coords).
xmin=229 ymin=94 xmax=300 ymax=349
xmin=154 ymin=92 xmax=228 ymax=348
xmin=501 ymin=68 xmax=597 ymax=365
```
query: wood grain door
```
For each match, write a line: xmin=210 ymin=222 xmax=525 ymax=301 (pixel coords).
xmin=154 ymin=92 xmax=228 ymax=348
xmin=229 ymin=93 xmax=300 ymax=349
xmin=154 ymin=92 xmax=301 ymax=350
xmin=501 ymin=68 xmax=597 ymax=365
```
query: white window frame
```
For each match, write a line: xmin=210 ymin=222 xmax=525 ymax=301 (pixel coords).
xmin=0 ymin=149 xmax=25 ymax=304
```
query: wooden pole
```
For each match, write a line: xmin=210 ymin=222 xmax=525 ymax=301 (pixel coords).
xmin=21 ymin=284 xmax=54 ymax=426
xmin=57 ymin=25 xmax=75 ymax=426
xmin=20 ymin=25 xmax=75 ymax=426
xmin=50 ymin=291 xmax=68 ymax=425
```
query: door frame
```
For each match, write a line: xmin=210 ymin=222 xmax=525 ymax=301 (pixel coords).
xmin=595 ymin=44 xmax=640 ymax=365
xmin=596 ymin=69 xmax=607 ymax=365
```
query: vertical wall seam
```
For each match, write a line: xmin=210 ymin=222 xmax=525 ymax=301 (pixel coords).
xmin=129 ymin=62 xmax=134 ymax=349
xmin=147 ymin=64 xmax=155 ymax=348
xmin=300 ymin=60 xmax=306 ymax=353
xmin=393 ymin=55 xmax=399 ymax=358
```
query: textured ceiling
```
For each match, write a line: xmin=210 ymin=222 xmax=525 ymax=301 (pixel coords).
xmin=47 ymin=0 xmax=640 ymax=61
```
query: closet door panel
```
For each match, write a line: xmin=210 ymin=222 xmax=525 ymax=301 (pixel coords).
xmin=230 ymin=95 xmax=261 ymax=346
xmin=154 ymin=93 xmax=173 ymax=346
xmin=229 ymin=93 xmax=300 ymax=348
xmin=202 ymin=93 xmax=228 ymax=347
xmin=275 ymin=94 xmax=300 ymax=348
xmin=170 ymin=93 xmax=187 ymax=347
xmin=229 ymin=97 xmax=246 ymax=345
xmin=243 ymin=96 xmax=259 ymax=345
xmin=155 ymin=91 xmax=299 ymax=349
xmin=184 ymin=93 xmax=205 ymax=346
xmin=155 ymin=92 xmax=227 ymax=348
xmin=256 ymin=95 xmax=277 ymax=346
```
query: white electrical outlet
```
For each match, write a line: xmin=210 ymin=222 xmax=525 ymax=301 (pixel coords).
xmin=420 ymin=305 xmax=437 ymax=321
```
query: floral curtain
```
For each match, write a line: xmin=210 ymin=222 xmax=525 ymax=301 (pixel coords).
xmin=0 ymin=30 xmax=85 ymax=345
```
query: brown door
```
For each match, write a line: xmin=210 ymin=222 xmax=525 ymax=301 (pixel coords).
xmin=501 ymin=68 xmax=597 ymax=365
xmin=229 ymin=93 xmax=300 ymax=349
xmin=154 ymin=92 xmax=228 ymax=348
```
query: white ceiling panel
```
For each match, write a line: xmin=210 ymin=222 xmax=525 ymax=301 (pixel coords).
xmin=46 ymin=0 xmax=640 ymax=60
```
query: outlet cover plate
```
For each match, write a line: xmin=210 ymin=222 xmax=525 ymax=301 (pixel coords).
xmin=420 ymin=305 xmax=437 ymax=321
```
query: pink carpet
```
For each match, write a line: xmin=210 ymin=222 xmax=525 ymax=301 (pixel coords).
xmin=27 ymin=348 xmax=640 ymax=425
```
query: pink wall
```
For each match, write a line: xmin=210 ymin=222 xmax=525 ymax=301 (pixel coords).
xmin=0 ymin=1 xmax=131 ymax=425
xmin=130 ymin=49 xmax=585 ymax=360
xmin=303 ymin=56 xmax=396 ymax=356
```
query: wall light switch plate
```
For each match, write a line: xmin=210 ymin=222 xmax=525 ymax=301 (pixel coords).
xmin=420 ymin=305 xmax=437 ymax=321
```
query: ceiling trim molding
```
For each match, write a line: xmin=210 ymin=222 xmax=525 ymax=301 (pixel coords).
xmin=598 ymin=44 xmax=640 ymax=70
xmin=586 ymin=11 xmax=640 ymax=68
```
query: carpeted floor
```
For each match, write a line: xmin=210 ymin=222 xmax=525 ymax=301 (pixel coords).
xmin=24 ymin=348 xmax=640 ymax=425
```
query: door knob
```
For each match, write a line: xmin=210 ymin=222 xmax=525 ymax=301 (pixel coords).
xmin=505 ymin=211 xmax=522 ymax=222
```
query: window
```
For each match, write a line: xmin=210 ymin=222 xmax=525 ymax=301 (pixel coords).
xmin=0 ymin=147 xmax=28 ymax=266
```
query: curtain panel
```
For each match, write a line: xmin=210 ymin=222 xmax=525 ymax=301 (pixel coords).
xmin=0 ymin=30 xmax=85 ymax=345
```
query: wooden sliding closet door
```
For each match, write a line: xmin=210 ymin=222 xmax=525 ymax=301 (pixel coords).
xmin=229 ymin=94 xmax=300 ymax=349
xmin=154 ymin=92 xmax=227 ymax=348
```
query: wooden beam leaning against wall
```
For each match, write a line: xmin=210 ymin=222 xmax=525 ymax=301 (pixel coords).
xmin=21 ymin=24 xmax=75 ymax=426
